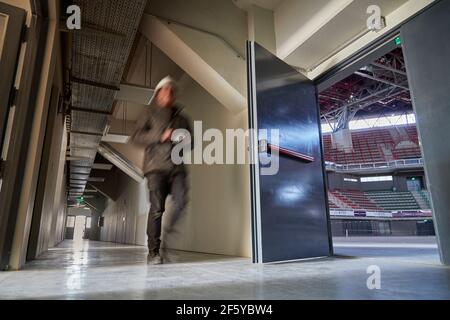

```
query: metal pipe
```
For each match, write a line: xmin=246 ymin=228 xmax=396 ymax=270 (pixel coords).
xmin=307 ymin=28 xmax=372 ymax=73
xmin=144 ymin=13 xmax=245 ymax=60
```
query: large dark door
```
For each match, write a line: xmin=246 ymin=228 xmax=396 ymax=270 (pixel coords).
xmin=0 ymin=2 xmax=26 ymax=270
xmin=247 ymin=42 xmax=332 ymax=263
xmin=0 ymin=3 xmax=25 ymax=156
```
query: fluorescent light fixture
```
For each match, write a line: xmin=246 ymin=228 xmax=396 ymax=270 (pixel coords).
xmin=88 ymin=177 xmax=105 ymax=182
xmin=92 ymin=163 xmax=113 ymax=170
xmin=66 ymin=156 xmax=92 ymax=161
xmin=114 ymin=83 xmax=155 ymax=105
xmin=361 ymin=176 xmax=393 ymax=182
xmin=101 ymin=133 xmax=130 ymax=144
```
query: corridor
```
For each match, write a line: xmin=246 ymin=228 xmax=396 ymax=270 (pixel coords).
xmin=0 ymin=238 xmax=449 ymax=300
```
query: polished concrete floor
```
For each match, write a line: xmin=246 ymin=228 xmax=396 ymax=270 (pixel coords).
xmin=0 ymin=237 xmax=449 ymax=300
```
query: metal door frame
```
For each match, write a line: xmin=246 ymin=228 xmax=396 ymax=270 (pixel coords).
xmin=0 ymin=1 xmax=48 ymax=270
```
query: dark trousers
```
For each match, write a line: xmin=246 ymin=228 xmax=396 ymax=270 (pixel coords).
xmin=146 ymin=171 xmax=187 ymax=256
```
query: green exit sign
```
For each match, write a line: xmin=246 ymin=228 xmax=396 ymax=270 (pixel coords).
xmin=77 ymin=196 xmax=84 ymax=204
xmin=395 ymin=36 xmax=402 ymax=46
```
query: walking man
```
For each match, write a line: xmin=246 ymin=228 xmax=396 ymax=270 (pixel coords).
xmin=131 ymin=76 xmax=192 ymax=265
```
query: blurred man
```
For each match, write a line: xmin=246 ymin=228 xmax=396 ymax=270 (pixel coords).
xmin=131 ymin=76 xmax=192 ymax=265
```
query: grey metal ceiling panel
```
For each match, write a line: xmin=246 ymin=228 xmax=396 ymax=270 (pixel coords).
xmin=70 ymin=133 xmax=102 ymax=148
xmin=71 ymin=110 xmax=108 ymax=133
xmin=71 ymin=83 xmax=116 ymax=112
xmin=68 ymin=0 xmax=147 ymax=199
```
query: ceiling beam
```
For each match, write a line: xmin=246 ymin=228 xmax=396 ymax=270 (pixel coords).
xmin=354 ymin=71 xmax=409 ymax=91
xmin=277 ymin=0 xmax=354 ymax=60
xmin=71 ymin=76 xmax=120 ymax=91
xmin=92 ymin=163 xmax=113 ymax=170
xmin=370 ymin=62 xmax=407 ymax=76
xmin=70 ymin=107 xmax=112 ymax=115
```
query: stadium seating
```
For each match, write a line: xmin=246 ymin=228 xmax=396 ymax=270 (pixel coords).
xmin=323 ymin=125 xmax=422 ymax=164
xmin=328 ymin=189 xmax=429 ymax=211
xmin=329 ymin=190 xmax=381 ymax=210
xmin=365 ymin=191 xmax=421 ymax=211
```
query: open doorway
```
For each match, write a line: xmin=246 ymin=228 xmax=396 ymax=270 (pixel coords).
xmin=317 ymin=38 xmax=436 ymax=259
xmin=65 ymin=214 xmax=92 ymax=242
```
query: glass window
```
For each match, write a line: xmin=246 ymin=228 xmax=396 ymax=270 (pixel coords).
xmin=86 ymin=217 xmax=92 ymax=228
xmin=66 ymin=216 xmax=75 ymax=227
xmin=322 ymin=113 xmax=416 ymax=133
xmin=361 ymin=176 xmax=393 ymax=182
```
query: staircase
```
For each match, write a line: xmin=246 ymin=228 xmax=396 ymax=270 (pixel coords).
xmin=397 ymin=127 xmax=410 ymax=141
xmin=389 ymin=128 xmax=402 ymax=146
xmin=411 ymin=190 xmax=431 ymax=209
xmin=380 ymin=144 xmax=394 ymax=161
xmin=366 ymin=191 xmax=420 ymax=211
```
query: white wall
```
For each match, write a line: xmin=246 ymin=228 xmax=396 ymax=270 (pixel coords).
xmin=174 ymin=78 xmax=251 ymax=257
xmin=141 ymin=0 xmax=248 ymax=113
xmin=247 ymin=5 xmax=276 ymax=54
xmin=101 ymin=78 xmax=252 ymax=257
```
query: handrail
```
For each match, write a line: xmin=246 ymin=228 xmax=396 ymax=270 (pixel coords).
xmin=267 ymin=144 xmax=315 ymax=163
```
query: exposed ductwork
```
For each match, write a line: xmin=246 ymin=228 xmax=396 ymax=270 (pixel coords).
xmin=65 ymin=0 xmax=147 ymax=202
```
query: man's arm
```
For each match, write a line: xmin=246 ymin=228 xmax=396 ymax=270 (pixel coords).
xmin=185 ymin=118 xmax=194 ymax=150
xmin=171 ymin=115 xmax=193 ymax=148
xmin=130 ymin=112 xmax=162 ymax=147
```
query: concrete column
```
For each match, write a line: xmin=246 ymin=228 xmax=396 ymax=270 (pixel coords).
xmin=247 ymin=5 xmax=276 ymax=55
xmin=401 ymin=0 xmax=450 ymax=265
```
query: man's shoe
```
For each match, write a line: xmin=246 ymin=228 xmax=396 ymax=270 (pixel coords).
xmin=147 ymin=254 xmax=163 ymax=265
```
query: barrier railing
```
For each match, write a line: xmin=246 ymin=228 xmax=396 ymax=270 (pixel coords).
xmin=330 ymin=209 xmax=433 ymax=218
xmin=325 ymin=158 xmax=423 ymax=172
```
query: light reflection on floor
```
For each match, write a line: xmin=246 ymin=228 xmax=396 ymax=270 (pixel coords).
xmin=0 ymin=238 xmax=449 ymax=300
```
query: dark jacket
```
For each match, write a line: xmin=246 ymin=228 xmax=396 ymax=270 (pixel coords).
xmin=130 ymin=104 xmax=192 ymax=175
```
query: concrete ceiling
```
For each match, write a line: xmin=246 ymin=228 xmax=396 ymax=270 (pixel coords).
xmin=275 ymin=0 xmax=409 ymax=70
xmin=248 ymin=0 xmax=283 ymax=10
